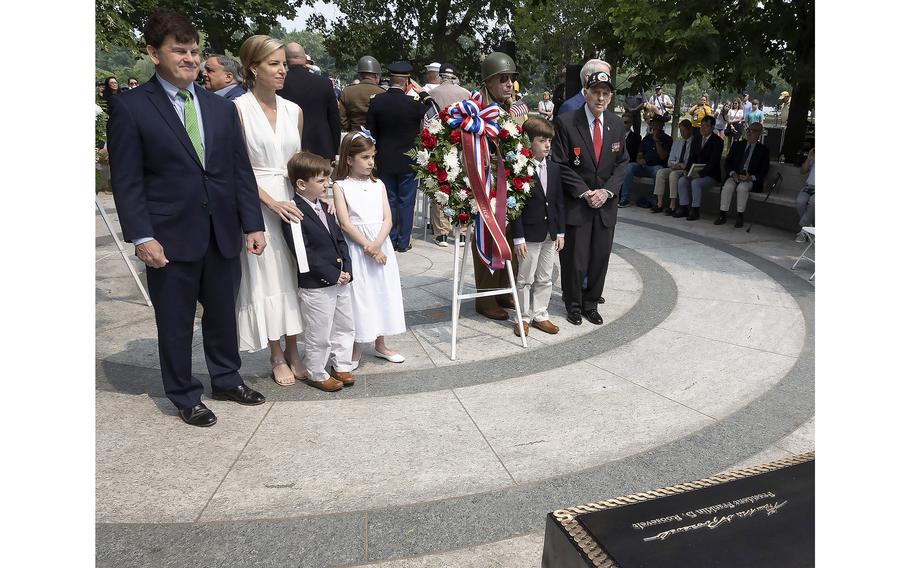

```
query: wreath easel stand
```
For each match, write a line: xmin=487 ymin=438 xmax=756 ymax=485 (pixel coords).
xmin=449 ymin=223 xmax=526 ymax=360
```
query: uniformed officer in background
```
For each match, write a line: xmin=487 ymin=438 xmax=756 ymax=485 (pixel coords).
xmin=425 ymin=63 xmax=471 ymax=247
xmin=339 ymin=55 xmax=385 ymax=132
xmin=367 ymin=61 xmax=433 ymax=253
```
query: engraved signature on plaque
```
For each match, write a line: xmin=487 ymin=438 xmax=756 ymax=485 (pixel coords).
xmin=631 ymin=492 xmax=789 ymax=543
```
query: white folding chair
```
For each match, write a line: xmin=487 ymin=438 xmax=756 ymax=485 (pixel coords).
xmin=791 ymin=226 xmax=815 ymax=280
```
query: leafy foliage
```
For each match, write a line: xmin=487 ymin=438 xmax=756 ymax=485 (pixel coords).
xmin=96 ymin=0 xmax=304 ymax=53
xmin=303 ymin=0 xmax=514 ymax=84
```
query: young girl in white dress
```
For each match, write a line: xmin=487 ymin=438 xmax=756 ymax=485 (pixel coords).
xmin=332 ymin=131 xmax=407 ymax=366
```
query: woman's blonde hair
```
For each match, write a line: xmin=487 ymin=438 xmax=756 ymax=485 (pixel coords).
xmin=238 ymin=35 xmax=284 ymax=89
xmin=333 ymin=132 xmax=376 ymax=181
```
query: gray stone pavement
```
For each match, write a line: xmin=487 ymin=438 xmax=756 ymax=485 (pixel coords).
xmin=95 ymin=194 xmax=814 ymax=567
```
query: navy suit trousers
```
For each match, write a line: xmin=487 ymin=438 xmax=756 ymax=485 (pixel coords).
xmin=145 ymin=223 xmax=243 ymax=409
xmin=381 ymin=172 xmax=418 ymax=249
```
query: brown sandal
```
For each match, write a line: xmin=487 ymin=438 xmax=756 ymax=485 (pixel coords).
xmin=271 ymin=358 xmax=296 ymax=386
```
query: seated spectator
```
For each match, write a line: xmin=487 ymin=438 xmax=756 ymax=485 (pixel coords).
xmin=674 ymin=115 xmax=723 ymax=221
xmin=715 ymin=123 xmax=770 ymax=228
xmin=619 ymin=118 xmax=672 ymax=207
xmin=746 ymin=99 xmax=764 ymax=124
xmin=796 ymin=148 xmax=815 ymax=240
xmin=688 ymin=94 xmax=712 ymax=128
xmin=652 ymin=119 xmax=699 ymax=215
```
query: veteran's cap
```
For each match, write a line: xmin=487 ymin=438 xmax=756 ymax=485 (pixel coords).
xmin=388 ymin=61 xmax=413 ymax=77
xmin=439 ymin=63 xmax=458 ymax=78
xmin=585 ymin=71 xmax=614 ymax=90
xmin=424 ymin=62 xmax=441 ymax=72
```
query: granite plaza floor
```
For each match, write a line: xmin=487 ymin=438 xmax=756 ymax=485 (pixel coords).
xmin=95 ymin=194 xmax=815 ymax=567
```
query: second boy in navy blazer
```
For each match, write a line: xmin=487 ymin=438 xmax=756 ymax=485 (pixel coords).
xmin=512 ymin=117 xmax=566 ymax=337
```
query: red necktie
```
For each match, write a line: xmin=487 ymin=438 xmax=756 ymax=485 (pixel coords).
xmin=593 ymin=117 xmax=602 ymax=165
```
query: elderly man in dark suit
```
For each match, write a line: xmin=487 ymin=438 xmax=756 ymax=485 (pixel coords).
xmin=367 ymin=61 xmax=431 ymax=252
xmin=277 ymin=42 xmax=341 ymax=161
xmin=107 ymin=9 xmax=267 ymax=427
xmin=551 ymin=70 xmax=628 ymax=326
xmin=715 ymin=122 xmax=770 ymax=227
xmin=202 ymin=54 xmax=245 ymax=101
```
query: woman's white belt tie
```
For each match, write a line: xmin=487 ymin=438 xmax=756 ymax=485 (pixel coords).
xmin=252 ymin=167 xmax=289 ymax=177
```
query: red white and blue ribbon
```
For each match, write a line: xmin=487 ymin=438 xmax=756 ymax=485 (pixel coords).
xmin=445 ymin=91 xmax=510 ymax=270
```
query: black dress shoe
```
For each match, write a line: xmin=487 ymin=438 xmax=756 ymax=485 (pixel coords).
xmin=714 ymin=213 xmax=727 ymax=225
xmin=211 ymin=384 xmax=266 ymax=406
xmin=598 ymin=296 xmax=605 ymax=304
xmin=650 ymin=205 xmax=663 ymax=213
xmin=583 ymin=309 xmax=604 ymax=325
xmin=734 ymin=213 xmax=744 ymax=228
xmin=673 ymin=206 xmax=689 ymax=218
xmin=664 ymin=207 xmax=675 ymax=216
xmin=686 ymin=207 xmax=700 ymax=221
xmin=179 ymin=404 xmax=217 ymax=427
xmin=567 ymin=311 xmax=583 ymax=325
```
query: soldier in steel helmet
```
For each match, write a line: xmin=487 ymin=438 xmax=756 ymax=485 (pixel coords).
xmin=339 ymin=55 xmax=384 ymax=132
xmin=469 ymin=51 xmax=525 ymax=321
xmin=479 ymin=51 xmax=528 ymax=125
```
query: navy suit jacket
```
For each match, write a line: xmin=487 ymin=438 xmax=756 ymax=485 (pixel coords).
xmin=107 ymin=76 xmax=263 ymax=262
xmin=278 ymin=66 xmax=341 ymax=160
xmin=551 ymin=106 xmax=628 ymax=227
xmin=221 ymin=83 xmax=246 ymax=101
xmin=367 ymin=87 xmax=429 ymax=175
xmin=686 ymin=133 xmax=724 ymax=182
xmin=512 ymin=159 xmax=565 ymax=242
xmin=724 ymin=140 xmax=770 ymax=192
xmin=281 ymin=194 xmax=353 ymax=289
xmin=558 ymin=91 xmax=584 ymax=116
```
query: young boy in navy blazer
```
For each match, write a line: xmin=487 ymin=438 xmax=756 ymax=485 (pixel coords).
xmin=281 ymin=152 xmax=356 ymax=393
xmin=512 ymin=117 xmax=566 ymax=337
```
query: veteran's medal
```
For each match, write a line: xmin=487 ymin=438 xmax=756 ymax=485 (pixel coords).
xmin=573 ymin=147 xmax=581 ymax=166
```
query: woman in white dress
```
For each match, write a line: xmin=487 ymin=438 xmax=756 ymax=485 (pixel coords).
xmin=537 ymin=91 xmax=554 ymax=120
xmin=235 ymin=35 xmax=306 ymax=385
xmin=332 ymin=131 xmax=407 ymax=367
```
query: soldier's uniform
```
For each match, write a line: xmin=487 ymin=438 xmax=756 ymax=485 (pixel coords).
xmin=338 ymin=56 xmax=385 ymax=132
xmin=366 ymin=62 xmax=432 ymax=252
xmin=472 ymin=52 xmax=524 ymax=320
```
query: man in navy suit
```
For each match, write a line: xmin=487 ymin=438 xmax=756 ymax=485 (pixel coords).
xmin=512 ymin=117 xmax=565 ymax=337
xmin=551 ymin=70 xmax=628 ymax=326
xmin=558 ymin=58 xmax=611 ymax=117
xmin=367 ymin=61 xmax=432 ymax=252
xmin=277 ymin=43 xmax=342 ymax=161
xmin=715 ymin=122 xmax=771 ymax=228
xmin=107 ymin=9 xmax=267 ymax=427
xmin=202 ymin=54 xmax=245 ymax=101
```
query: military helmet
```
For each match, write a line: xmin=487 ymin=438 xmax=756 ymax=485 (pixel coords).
xmin=481 ymin=52 xmax=517 ymax=82
xmin=357 ymin=55 xmax=382 ymax=74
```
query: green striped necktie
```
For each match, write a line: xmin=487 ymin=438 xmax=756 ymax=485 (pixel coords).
xmin=177 ymin=88 xmax=204 ymax=164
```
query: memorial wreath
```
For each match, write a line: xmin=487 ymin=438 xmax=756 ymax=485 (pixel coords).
xmin=406 ymin=91 xmax=535 ymax=270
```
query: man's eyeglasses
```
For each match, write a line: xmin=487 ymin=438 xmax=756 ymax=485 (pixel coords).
xmin=497 ymin=74 xmax=517 ymax=84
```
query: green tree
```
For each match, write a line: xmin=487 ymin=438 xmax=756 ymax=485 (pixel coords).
xmin=304 ymin=0 xmax=515 ymax=84
xmin=96 ymin=0 xmax=304 ymax=53
xmin=712 ymin=0 xmax=813 ymax=161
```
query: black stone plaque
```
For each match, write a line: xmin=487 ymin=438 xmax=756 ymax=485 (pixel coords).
xmin=576 ymin=460 xmax=814 ymax=568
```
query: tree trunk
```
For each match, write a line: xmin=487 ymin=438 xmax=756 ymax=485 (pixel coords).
xmin=780 ymin=76 xmax=814 ymax=163
xmin=671 ymin=82 xmax=684 ymax=138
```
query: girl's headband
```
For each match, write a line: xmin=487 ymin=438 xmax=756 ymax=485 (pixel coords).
xmin=351 ymin=126 xmax=376 ymax=144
